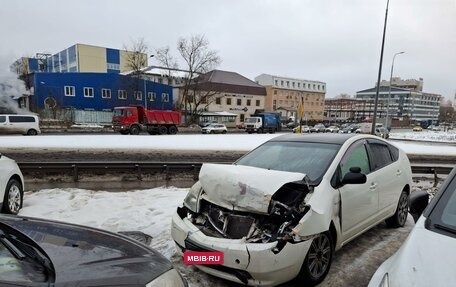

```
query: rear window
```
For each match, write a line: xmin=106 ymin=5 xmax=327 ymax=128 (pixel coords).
xmin=9 ymin=116 xmax=36 ymax=123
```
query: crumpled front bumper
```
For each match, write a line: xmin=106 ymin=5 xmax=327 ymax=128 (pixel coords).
xmin=171 ymin=211 xmax=312 ymax=287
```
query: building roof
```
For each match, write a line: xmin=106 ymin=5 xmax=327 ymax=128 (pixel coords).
xmin=195 ymin=70 xmax=266 ymax=96
xmin=356 ymin=86 xmax=412 ymax=94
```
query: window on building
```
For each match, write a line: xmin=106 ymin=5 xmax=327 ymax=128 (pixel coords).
xmin=292 ymin=82 xmax=295 ymax=88
xmin=247 ymin=99 xmax=251 ymax=106
xmin=118 ymin=90 xmax=127 ymax=99
xmin=148 ymin=92 xmax=156 ymax=101
xmin=216 ymin=97 xmax=221 ymax=105
xmin=256 ymin=99 xmax=260 ymax=106
xmin=237 ymin=99 xmax=242 ymax=106
xmin=298 ymin=83 xmax=301 ymax=88
xmin=227 ymin=98 xmax=232 ymax=105
xmin=102 ymin=89 xmax=111 ymax=99
xmin=274 ymin=90 xmax=277 ymax=95
xmin=84 ymin=87 xmax=94 ymax=98
xmin=161 ymin=93 xmax=169 ymax=102
xmin=275 ymin=80 xmax=278 ymax=86
xmin=135 ymin=91 xmax=142 ymax=101
xmin=281 ymin=80 xmax=284 ymax=86
xmin=65 ymin=86 xmax=75 ymax=97
xmin=240 ymin=114 xmax=245 ymax=122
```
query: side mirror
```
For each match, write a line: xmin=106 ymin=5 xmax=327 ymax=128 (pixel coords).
xmin=409 ymin=190 xmax=430 ymax=222
xmin=341 ymin=167 xmax=367 ymax=185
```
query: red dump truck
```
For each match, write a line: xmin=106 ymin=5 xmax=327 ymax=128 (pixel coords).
xmin=112 ymin=106 xmax=182 ymax=135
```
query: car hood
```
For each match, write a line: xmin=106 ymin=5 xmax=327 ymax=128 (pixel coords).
xmin=1 ymin=215 xmax=172 ymax=286
xmin=370 ymin=216 xmax=456 ymax=287
xmin=199 ymin=163 xmax=308 ymax=214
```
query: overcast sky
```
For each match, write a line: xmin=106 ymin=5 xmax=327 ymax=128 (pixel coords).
xmin=1 ymin=0 xmax=455 ymax=100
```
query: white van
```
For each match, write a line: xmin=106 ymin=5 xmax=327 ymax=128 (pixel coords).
xmin=0 ymin=114 xmax=41 ymax=135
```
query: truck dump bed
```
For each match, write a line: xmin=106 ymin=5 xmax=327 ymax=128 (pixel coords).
xmin=145 ymin=110 xmax=182 ymax=125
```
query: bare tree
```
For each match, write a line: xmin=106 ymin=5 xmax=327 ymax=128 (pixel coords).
xmin=155 ymin=46 xmax=179 ymax=77
xmin=177 ymin=34 xmax=221 ymax=124
xmin=123 ymin=38 xmax=150 ymax=100
xmin=123 ymin=38 xmax=149 ymax=75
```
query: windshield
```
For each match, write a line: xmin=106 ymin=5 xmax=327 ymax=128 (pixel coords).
xmin=0 ymin=224 xmax=52 ymax=284
xmin=113 ymin=109 xmax=126 ymax=117
xmin=245 ymin=118 xmax=258 ymax=123
xmin=235 ymin=141 xmax=341 ymax=183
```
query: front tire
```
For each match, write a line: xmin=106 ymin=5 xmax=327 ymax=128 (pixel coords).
xmin=295 ymin=232 xmax=333 ymax=286
xmin=2 ymin=179 xmax=23 ymax=215
xmin=130 ymin=125 xmax=140 ymax=135
xmin=385 ymin=190 xmax=409 ymax=227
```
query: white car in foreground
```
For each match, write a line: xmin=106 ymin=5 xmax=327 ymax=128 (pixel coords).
xmin=0 ymin=154 xmax=24 ymax=214
xmin=171 ymin=134 xmax=413 ymax=286
xmin=368 ymin=167 xmax=456 ymax=287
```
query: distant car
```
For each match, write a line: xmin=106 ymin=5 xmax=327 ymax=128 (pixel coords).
xmin=310 ymin=123 xmax=325 ymax=133
xmin=293 ymin=125 xmax=310 ymax=133
xmin=199 ymin=120 xmax=218 ymax=128
xmin=428 ymin=125 xmax=441 ymax=131
xmin=0 ymin=214 xmax=187 ymax=287
xmin=339 ymin=124 xmax=360 ymax=134
xmin=325 ymin=126 xmax=340 ymax=133
xmin=412 ymin=126 xmax=423 ymax=132
xmin=0 ymin=154 xmax=24 ymax=215
xmin=286 ymin=122 xmax=296 ymax=129
xmin=172 ymin=134 xmax=412 ymax=286
xmin=368 ymin=166 xmax=456 ymax=287
xmin=202 ymin=123 xmax=228 ymax=134
xmin=375 ymin=127 xmax=390 ymax=139
xmin=0 ymin=114 xmax=41 ymax=135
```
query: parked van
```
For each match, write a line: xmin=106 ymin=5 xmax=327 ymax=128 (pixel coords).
xmin=0 ymin=114 xmax=41 ymax=135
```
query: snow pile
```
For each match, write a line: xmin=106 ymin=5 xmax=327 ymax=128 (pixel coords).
xmin=19 ymin=187 xmax=187 ymax=258
xmin=390 ymin=131 xmax=456 ymax=143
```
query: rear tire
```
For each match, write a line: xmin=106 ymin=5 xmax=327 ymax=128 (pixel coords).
xmin=26 ymin=129 xmax=38 ymax=135
xmin=295 ymin=232 xmax=333 ymax=286
xmin=168 ymin=126 xmax=178 ymax=135
xmin=385 ymin=190 xmax=409 ymax=227
xmin=2 ymin=179 xmax=23 ymax=215
xmin=158 ymin=126 xmax=167 ymax=135
xmin=120 ymin=130 xmax=129 ymax=135
xmin=222 ymin=130 xmax=227 ymax=134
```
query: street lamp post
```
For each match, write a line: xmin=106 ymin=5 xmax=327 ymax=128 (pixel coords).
xmin=371 ymin=0 xmax=390 ymax=135
xmin=385 ymin=51 xmax=405 ymax=130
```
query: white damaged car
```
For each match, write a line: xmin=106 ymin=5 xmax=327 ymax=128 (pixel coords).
xmin=171 ymin=134 xmax=413 ymax=286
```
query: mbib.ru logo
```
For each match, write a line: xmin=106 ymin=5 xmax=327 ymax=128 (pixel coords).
xmin=184 ymin=251 xmax=224 ymax=265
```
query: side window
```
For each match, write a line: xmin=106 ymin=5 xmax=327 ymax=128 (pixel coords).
xmin=0 ymin=116 xmax=5 ymax=123
xmin=369 ymin=143 xmax=393 ymax=170
xmin=340 ymin=142 xmax=370 ymax=178
xmin=388 ymin=144 xmax=399 ymax=162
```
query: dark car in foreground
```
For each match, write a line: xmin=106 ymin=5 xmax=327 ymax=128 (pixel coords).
xmin=0 ymin=214 xmax=187 ymax=287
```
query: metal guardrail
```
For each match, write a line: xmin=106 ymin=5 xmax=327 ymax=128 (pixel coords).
xmin=18 ymin=161 xmax=454 ymax=184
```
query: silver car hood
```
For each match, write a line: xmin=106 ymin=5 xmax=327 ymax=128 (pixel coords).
xmin=199 ymin=163 xmax=307 ymax=214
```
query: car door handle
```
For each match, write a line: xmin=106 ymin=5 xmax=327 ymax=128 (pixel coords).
xmin=370 ymin=183 xmax=377 ymax=190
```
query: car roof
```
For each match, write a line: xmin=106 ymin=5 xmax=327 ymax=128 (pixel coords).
xmin=269 ymin=133 xmax=359 ymax=145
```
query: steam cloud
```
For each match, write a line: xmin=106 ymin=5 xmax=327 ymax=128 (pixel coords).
xmin=0 ymin=55 xmax=30 ymax=114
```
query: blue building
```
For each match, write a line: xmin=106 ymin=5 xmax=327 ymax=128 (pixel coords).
xmin=31 ymin=72 xmax=174 ymax=124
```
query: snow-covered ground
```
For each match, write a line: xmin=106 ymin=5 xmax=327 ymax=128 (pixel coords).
xmin=390 ymin=129 xmax=456 ymax=143
xmin=3 ymin=131 xmax=454 ymax=286
xmin=1 ymin=132 xmax=456 ymax=156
